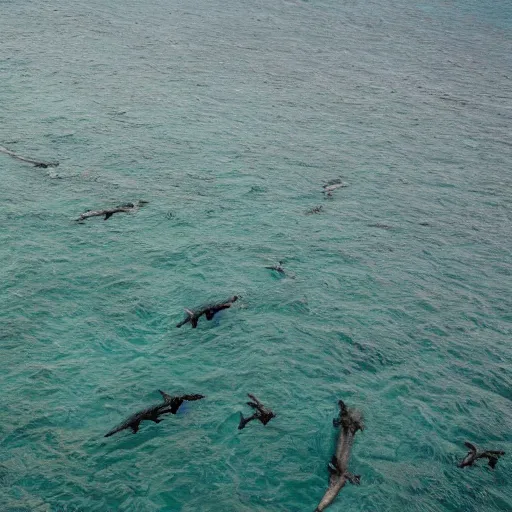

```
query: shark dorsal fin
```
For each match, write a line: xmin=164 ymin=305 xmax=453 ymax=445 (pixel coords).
xmin=464 ymin=442 xmax=477 ymax=454
xmin=158 ymin=390 xmax=174 ymax=403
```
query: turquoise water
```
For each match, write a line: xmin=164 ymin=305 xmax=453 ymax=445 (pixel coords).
xmin=1 ymin=0 xmax=511 ymax=510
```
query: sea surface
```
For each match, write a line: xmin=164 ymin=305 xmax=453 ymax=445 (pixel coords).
xmin=1 ymin=0 xmax=511 ymax=511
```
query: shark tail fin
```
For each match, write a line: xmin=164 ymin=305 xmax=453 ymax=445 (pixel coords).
xmin=238 ymin=413 xmax=249 ymax=430
xmin=104 ymin=425 xmax=122 ymax=437
xmin=464 ymin=442 xmax=477 ymax=454
xmin=247 ymin=394 xmax=263 ymax=406
xmin=176 ymin=309 xmax=193 ymax=328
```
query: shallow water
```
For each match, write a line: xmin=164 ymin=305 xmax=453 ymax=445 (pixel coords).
xmin=0 ymin=0 xmax=511 ymax=510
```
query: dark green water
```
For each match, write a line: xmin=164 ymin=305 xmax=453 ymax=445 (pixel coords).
xmin=1 ymin=0 xmax=511 ymax=510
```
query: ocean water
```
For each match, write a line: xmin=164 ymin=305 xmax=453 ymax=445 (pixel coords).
xmin=1 ymin=0 xmax=511 ymax=510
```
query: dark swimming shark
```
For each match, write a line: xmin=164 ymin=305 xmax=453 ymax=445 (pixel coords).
xmin=458 ymin=442 xmax=505 ymax=469
xmin=77 ymin=200 xmax=148 ymax=221
xmin=315 ymin=400 xmax=364 ymax=512
xmin=322 ymin=179 xmax=348 ymax=198
xmin=367 ymin=223 xmax=393 ymax=230
xmin=0 ymin=144 xmax=59 ymax=168
xmin=265 ymin=261 xmax=286 ymax=275
xmin=104 ymin=391 xmax=204 ymax=437
xmin=176 ymin=296 xmax=238 ymax=328
xmin=265 ymin=261 xmax=295 ymax=279
xmin=306 ymin=206 xmax=323 ymax=215
xmin=238 ymin=394 xmax=275 ymax=430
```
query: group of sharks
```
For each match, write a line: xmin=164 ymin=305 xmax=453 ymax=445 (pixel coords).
xmin=105 ymin=392 xmax=504 ymax=512
xmin=73 ymin=178 xmax=347 ymax=222
xmin=4 ymin=146 xmax=505 ymax=509
xmin=106 ymin=282 xmax=504 ymax=511
xmin=105 ymin=296 xmax=275 ymax=436
xmin=104 ymin=391 xmax=274 ymax=438
xmin=1 ymin=144 xmax=347 ymax=222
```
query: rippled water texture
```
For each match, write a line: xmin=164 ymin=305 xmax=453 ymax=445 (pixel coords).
xmin=1 ymin=0 xmax=511 ymax=510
